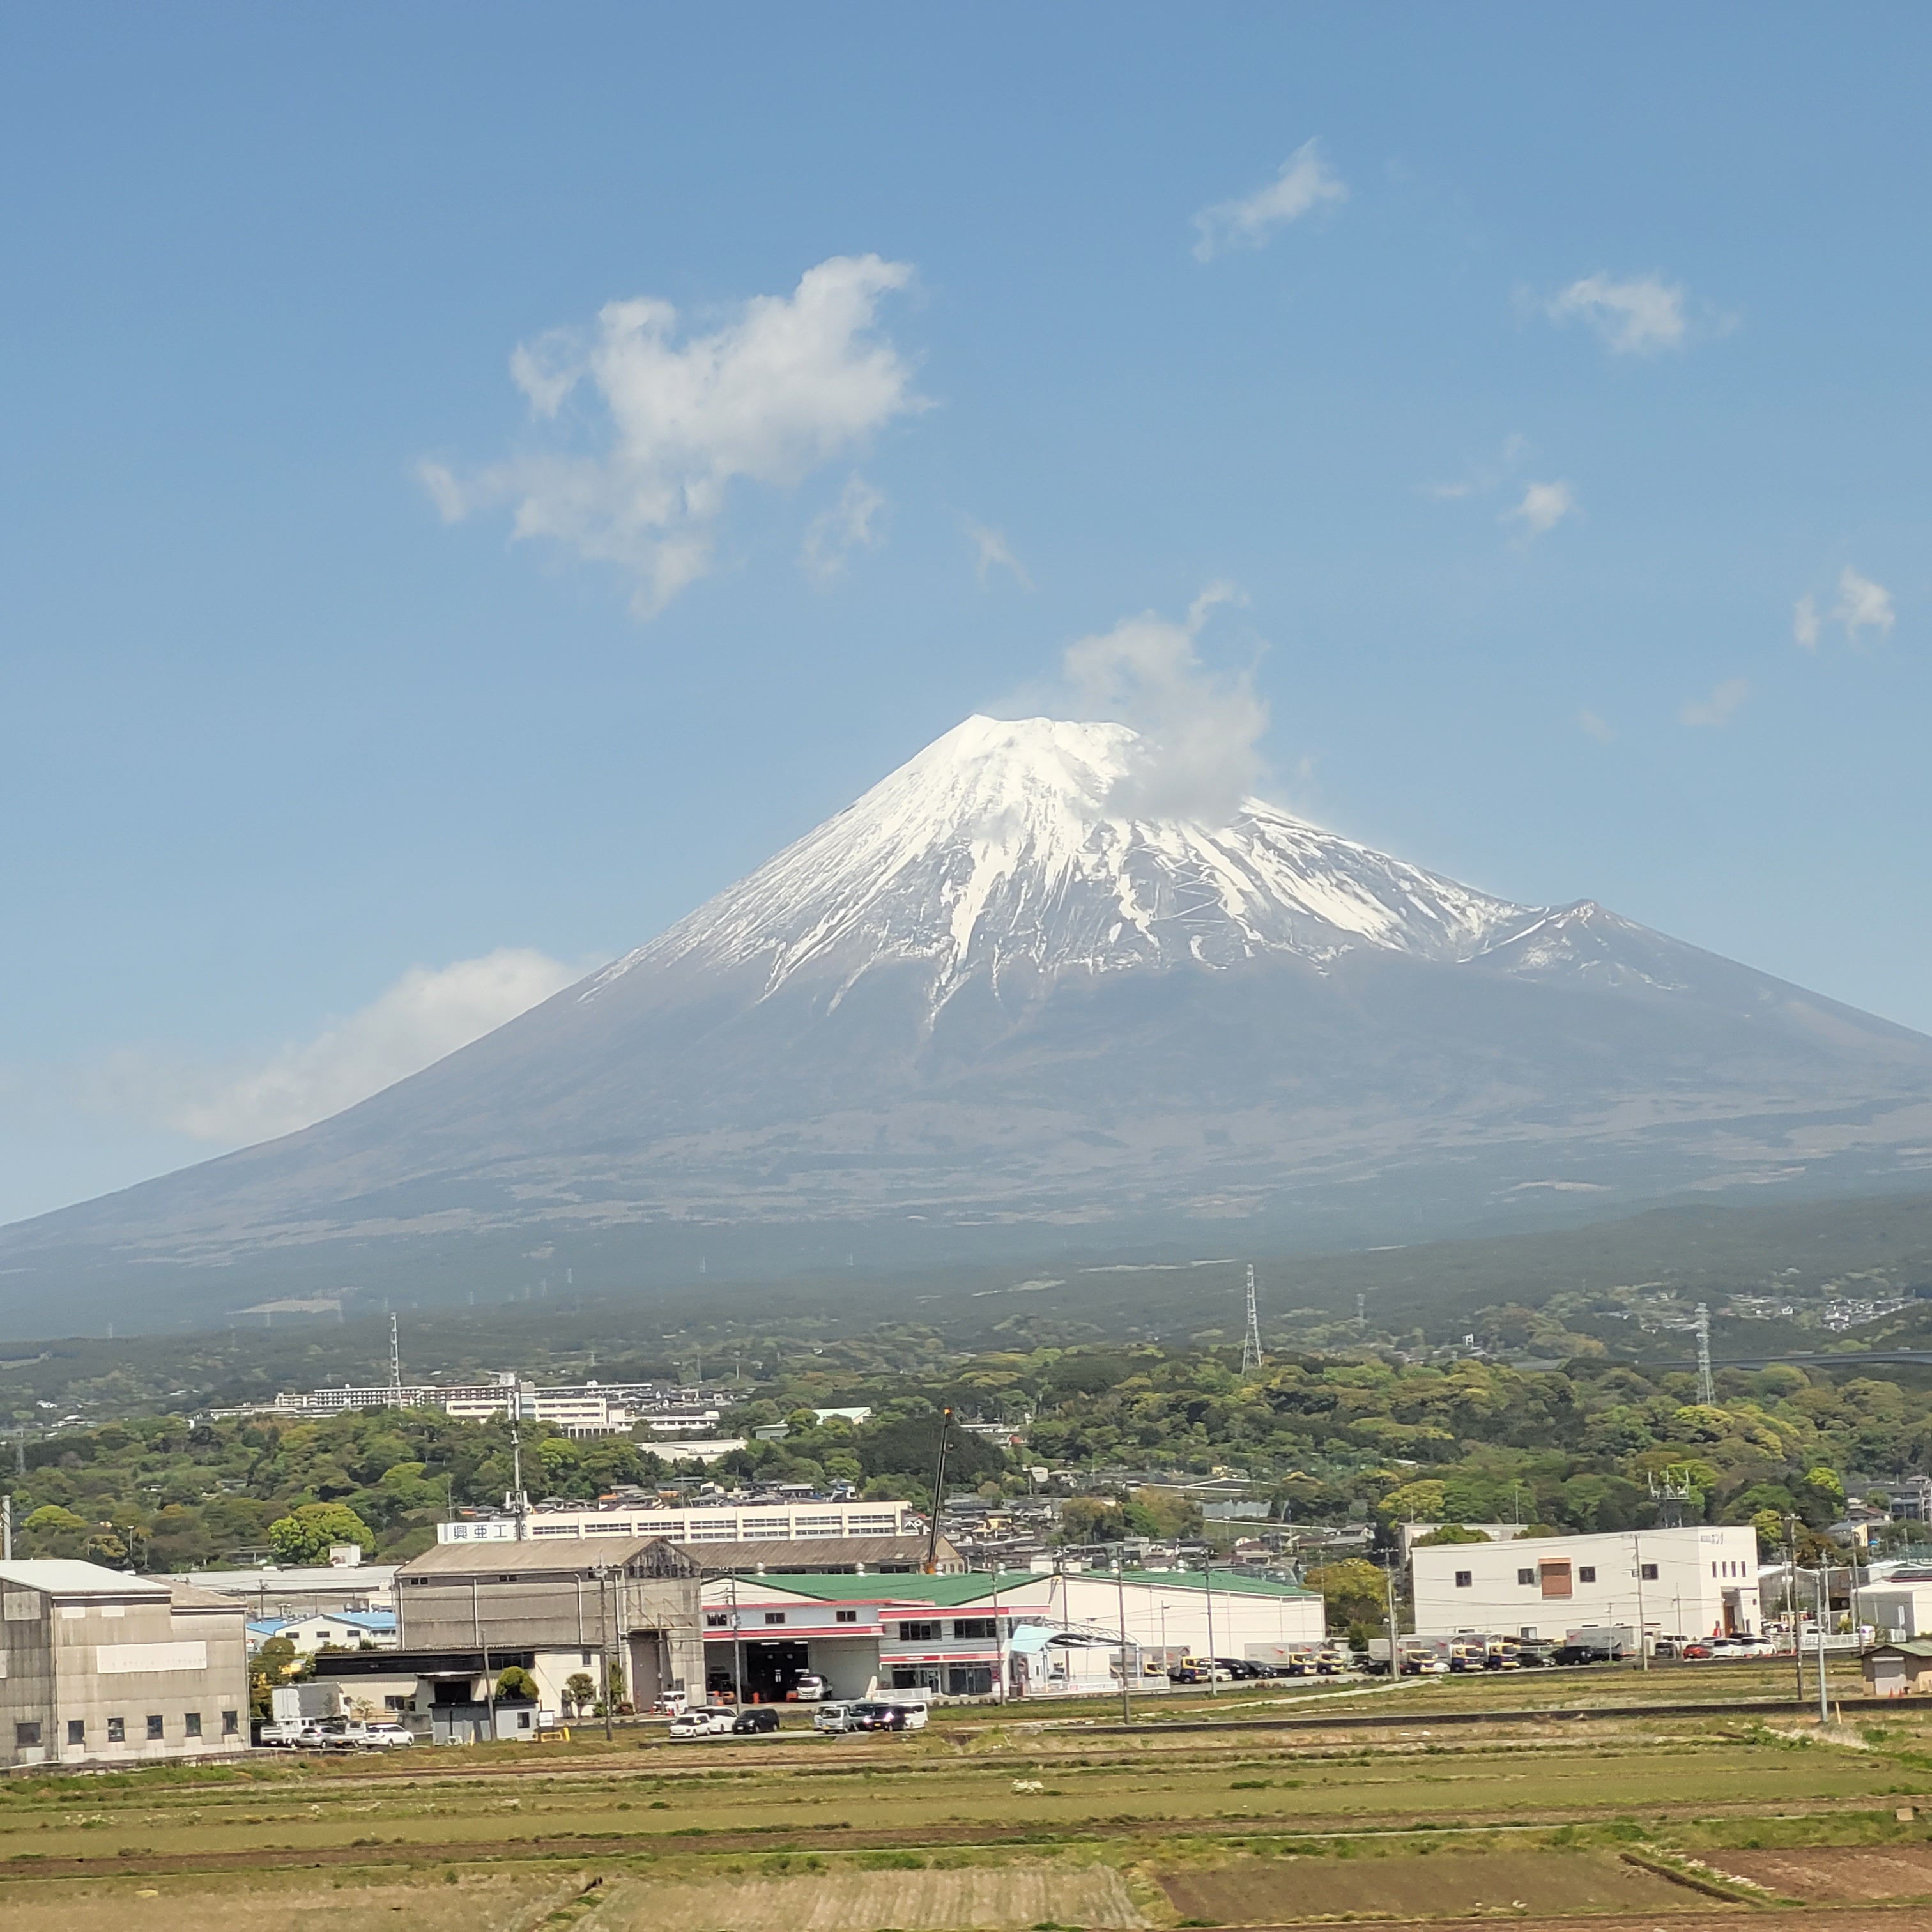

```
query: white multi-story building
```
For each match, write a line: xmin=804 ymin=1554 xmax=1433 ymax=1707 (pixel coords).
xmin=438 ymin=1496 xmax=919 ymax=1546
xmin=1411 ymin=1524 xmax=1762 ymax=1643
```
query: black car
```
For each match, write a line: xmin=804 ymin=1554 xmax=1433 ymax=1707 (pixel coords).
xmin=731 ymin=1707 xmax=781 ymax=1733
xmin=848 ymin=1701 xmax=909 ymax=1731
xmin=1215 ymin=1657 xmax=1268 ymax=1680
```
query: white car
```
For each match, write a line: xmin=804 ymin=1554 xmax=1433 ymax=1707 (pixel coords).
xmin=813 ymin=1703 xmax=860 ymax=1734
xmin=668 ymin=1708 xmax=736 ymax=1740
xmin=358 ymin=1722 xmax=414 ymax=1748
xmin=792 ymin=1673 xmax=829 ymax=1701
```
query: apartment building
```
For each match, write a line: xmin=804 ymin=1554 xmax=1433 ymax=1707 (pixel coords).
xmin=438 ymin=1495 xmax=918 ymax=1545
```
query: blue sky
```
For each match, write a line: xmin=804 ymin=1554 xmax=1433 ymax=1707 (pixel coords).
xmin=2 ymin=4 xmax=1926 ymax=1225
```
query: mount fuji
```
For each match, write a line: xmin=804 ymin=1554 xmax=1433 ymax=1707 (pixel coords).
xmin=8 ymin=714 xmax=1932 ymax=1328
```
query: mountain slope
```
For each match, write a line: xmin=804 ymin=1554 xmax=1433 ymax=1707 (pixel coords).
xmin=6 ymin=715 xmax=1932 ymax=1331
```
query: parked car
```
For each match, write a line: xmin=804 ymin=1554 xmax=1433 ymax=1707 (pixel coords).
xmin=1680 ymin=1641 xmax=1714 ymax=1660
xmin=790 ymin=1673 xmax=829 ymax=1701
xmin=813 ymin=1703 xmax=861 ymax=1733
xmin=358 ymin=1722 xmax=414 ymax=1748
xmin=1169 ymin=1662 xmax=1234 ymax=1684
xmin=1713 ymin=1635 xmax=1774 ymax=1660
xmin=848 ymin=1701 xmax=919 ymax=1732
xmin=668 ymin=1707 xmax=737 ymax=1740
xmin=1215 ymin=1657 xmax=1268 ymax=1680
xmin=732 ymin=1707 xmax=782 ymax=1734
xmin=295 ymin=1722 xmax=358 ymax=1751
xmin=254 ymin=1721 xmax=307 ymax=1749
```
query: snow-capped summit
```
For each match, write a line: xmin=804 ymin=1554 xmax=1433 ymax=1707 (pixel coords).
xmin=586 ymin=714 xmax=1540 ymax=1009
xmin=6 ymin=711 xmax=1931 ymax=1332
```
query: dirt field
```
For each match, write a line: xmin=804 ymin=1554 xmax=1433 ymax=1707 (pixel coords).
xmin=1157 ymin=1850 xmax=1710 ymax=1923
xmin=594 ymin=1859 xmax=1149 ymax=1929
xmin=1702 ymin=1845 xmax=1932 ymax=1902
xmin=0 ymin=1869 xmax=579 ymax=1932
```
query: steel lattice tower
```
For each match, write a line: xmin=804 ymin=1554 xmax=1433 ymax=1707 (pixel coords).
xmin=1241 ymin=1265 xmax=1264 ymax=1374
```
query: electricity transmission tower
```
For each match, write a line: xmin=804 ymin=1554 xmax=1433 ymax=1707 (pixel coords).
xmin=1240 ymin=1266 xmax=1264 ymax=1374
xmin=389 ymin=1312 xmax=402 ymax=1394
xmin=1694 ymin=1303 xmax=1715 ymax=1405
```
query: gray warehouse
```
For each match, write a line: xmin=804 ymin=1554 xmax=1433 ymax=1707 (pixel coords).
xmin=1 ymin=1560 xmax=249 ymax=1771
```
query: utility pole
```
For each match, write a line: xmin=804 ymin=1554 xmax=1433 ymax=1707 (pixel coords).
xmin=1115 ymin=1561 xmax=1133 ymax=1725
xmin=924 ymin=1409 xmax=954 ymax=1573
xmin=1787 ymin=1516 xmax=1803 ymax=1701
xmin=1241 ymin=1266 xmax=1264 ymax=1376
xmin=1384 ymin=1551 xmax=1400 ymax=1675
xmin=510 ymin=1422 xmax=528 ymax=1542
xmin=1 ymin=1493 xmax=10 ymax=1562
xmin=1816 ymin=1566 xmax=1830 ymax=1724
xmin=1202 ymin=1559 xmax=1218 ymax=1697
xmin=730 ymin=1571 xmax=744 ymax=1707
xmin=1694 ymin=1304 xmax=1715 ymax=1406
xmin=1632 ymin=1533 xmax=1650 ymax=1669
xmin=601 ymin=1566 xmax=616 ymax=1742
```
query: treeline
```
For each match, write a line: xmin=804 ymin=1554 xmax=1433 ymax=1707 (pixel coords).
xmin=3 ymin=1340 xmax=1926 ymax=1570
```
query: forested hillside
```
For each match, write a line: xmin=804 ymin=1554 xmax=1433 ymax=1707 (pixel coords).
xmin=3 ymin=1339 xmax=1920 ymax=1569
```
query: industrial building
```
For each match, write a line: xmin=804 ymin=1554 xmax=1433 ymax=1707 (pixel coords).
xmin=700 ymin=1567 xmax=1325 ymax=1701
xmin=0 ymin=1560 xmax=249 ymax=1771
xmin=439 ymin=1494 xmax=921 ymax=1546
xmin=1410 ymin=1524 xmax=1762 ymax=1644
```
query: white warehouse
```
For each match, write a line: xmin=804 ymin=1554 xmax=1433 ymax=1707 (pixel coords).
xmin=1411 ymin=1525 xmax=1761 ymax=1644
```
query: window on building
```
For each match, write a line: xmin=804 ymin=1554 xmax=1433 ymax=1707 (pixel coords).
xmin=705 ymin=1613 xmax=730 ymax=1627
xmin=146 ymin=1715 xmax=164 ymax=1740
xmin=1517 ymin=1568 xmax=1535 ymax=1586
xmin=222 ymin=1712 xmax=240 ymax=1736
xmin=184 ymin=1713 xmax=203 ymax=1738
xmin=14 ymin=1722 xmax=40 ymax=1748
xmin=1641 ymin=1563 xmax=1659 ymax=1581
xmin=384 ymin=1696 xmax=407 ymax=1712
xmin=67 ymin=1720 xmax=84 ymax=1745
xmin=1578 ymin=1567 xmax=1597 ymax=1583
xmin=763 ymin=1612 xmax=786 ymax=1625
xmin=1454 ymin=1571 xmax=1473 ymax=1589
xmin=836 ymin=1609 xmax=858 ymax=1623
xmin=945 ymin=1664 xmax=993 ymax=1696
xmin=953 ymin=1618 xmax=997 ymax=1639
xmin=898 ymin=1618 xmax=942 ymax=1640
xmin=106 ymin=1717 xmax=125 ymax=1743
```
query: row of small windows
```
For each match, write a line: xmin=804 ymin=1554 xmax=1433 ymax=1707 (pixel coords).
xmin=1457 ymin=1563 xmax=1657 ymax=1588
xmin=13 ymin=1712 xmax=238 ymax=1747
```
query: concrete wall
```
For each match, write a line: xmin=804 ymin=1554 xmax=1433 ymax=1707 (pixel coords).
xmin=2 ymin=1583 xmax=247 ymax=1771
xmin=1411 ymin=1525 xmax=1761 ymax=1642
xmin=399 ymin=1569 xmax=703 ymax=1703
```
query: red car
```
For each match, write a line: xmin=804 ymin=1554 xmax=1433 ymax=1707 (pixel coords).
xmin=1681 ymin=1642 xmax=1714 ymax=1659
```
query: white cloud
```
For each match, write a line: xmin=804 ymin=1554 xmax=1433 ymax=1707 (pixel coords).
xmin=97 ymin=949 xmax=583 ymax=1147
xmin=1504 ymin=479 xmax=1577 ymax=539
xmin=1061 ymin=584 xmax=1267 ymax=825
xmin=1192 ymin=139 xmax=1347 ymax=261
xmin=422 ymin=256 xmax=926 ymax=617
xmin=1832 ymin=566 xmax=1896 ymax=646
xmin=1681 ymin=677 xmax=1750 ymax=727
xmin=1793 ymin=594 xmax=1820 ymax=650
xmin=965 ymin=519 xmax=1032 ymax=589
xmin=799 ymin=474 xmax=885 ymax=583
xmin=1547 ymin=273 xmax=1687 ymax=353
xmin=1577 ymin=709 xmax=1616 ymax=743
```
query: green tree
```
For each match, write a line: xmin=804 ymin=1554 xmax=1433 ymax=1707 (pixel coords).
xmin=266 ymin=1501 xmax=374 ymax=1564
xmin=563 ymin=1671 xmax=596 ymax=1718
xmin=1304 ymin=1558 xmax=1390 ymax=1637
xmin=494 ymin=1666 xmax=539 ymax=1702
xmin=1413 ymin=1524 xmax=1490 ymax=1546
